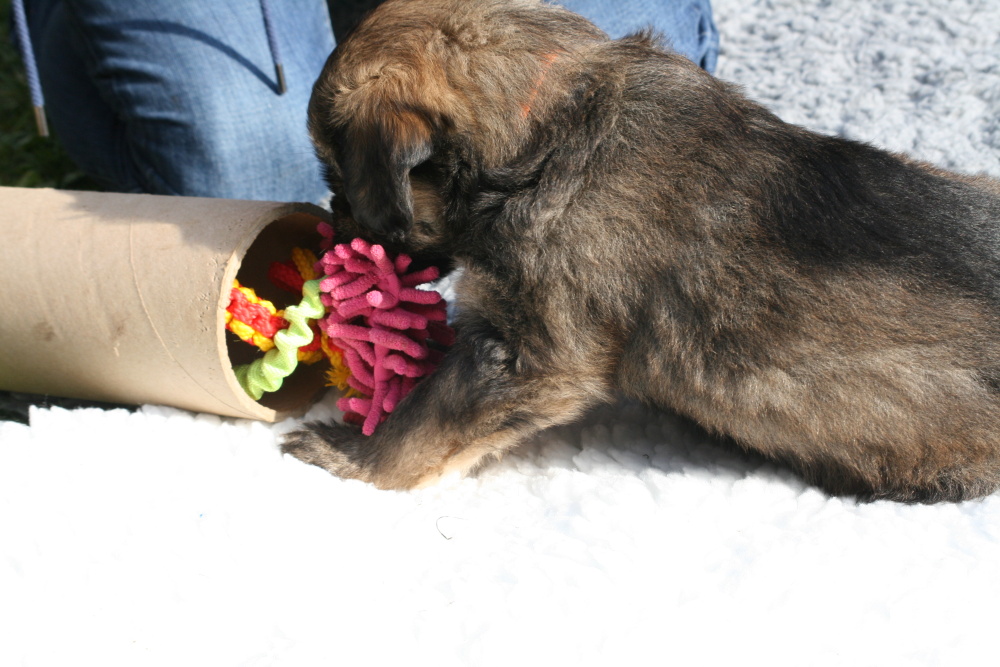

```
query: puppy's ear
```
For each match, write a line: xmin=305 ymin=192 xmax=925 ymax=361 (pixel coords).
xmin=338 ymin=109 xmax=434 ymax=241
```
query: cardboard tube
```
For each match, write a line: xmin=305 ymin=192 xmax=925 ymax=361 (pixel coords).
xmin=0 ymin=186 xmax=332 ymax=422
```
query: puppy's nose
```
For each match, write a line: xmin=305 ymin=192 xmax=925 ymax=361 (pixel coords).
xmin=357 ymin=210 xmax=411 ymax=246
xmin=383 ymin=227 xmax=408 ymax=245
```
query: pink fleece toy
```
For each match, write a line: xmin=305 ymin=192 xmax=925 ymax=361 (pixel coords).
xmin=315 ymin=222 xmax=455 ymax=435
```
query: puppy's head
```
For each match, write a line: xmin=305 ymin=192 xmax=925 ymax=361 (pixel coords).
xmin=307 ymin=0 xmax=606 ymax=249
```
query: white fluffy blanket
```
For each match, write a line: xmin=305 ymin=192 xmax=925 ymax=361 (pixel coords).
xmin=3 ymin=1 xmax=999 ymax=664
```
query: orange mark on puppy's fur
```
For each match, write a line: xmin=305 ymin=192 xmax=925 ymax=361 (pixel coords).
xmin=521 ymin=52 xmax=561 ymax=118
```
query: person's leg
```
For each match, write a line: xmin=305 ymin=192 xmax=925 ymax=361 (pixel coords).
xmin=24 ymin=0 xmax=716 ymax=201
xmin=27 ymin=0 xmax=334 ymax=202
xmin=557 ymin=0 xmax=719 ymax=72
xmin=21 ymin=0 xmax=123 ymax=187
xmin=325 ymin=0 xmax=720 ymax=73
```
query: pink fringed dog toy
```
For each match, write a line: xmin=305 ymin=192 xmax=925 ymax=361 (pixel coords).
xmin=315 ymin=222 xmax=454 ymax=434
xmin=225 ymin=221 xmax=454 ymax=434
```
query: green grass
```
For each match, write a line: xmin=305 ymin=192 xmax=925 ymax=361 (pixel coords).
xmin=1 ymin=0 xmax=99 ymax=189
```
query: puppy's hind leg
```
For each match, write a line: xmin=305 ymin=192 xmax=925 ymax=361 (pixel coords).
xmin=282 ymin=319 xmax=605 ymax=489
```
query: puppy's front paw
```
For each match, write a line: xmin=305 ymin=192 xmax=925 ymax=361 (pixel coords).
xmin=281 ymin=421 xmax=371 ymax=483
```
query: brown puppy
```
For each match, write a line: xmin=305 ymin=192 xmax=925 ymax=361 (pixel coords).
xmin=285 ymin=0 xmax=1000 ymax=502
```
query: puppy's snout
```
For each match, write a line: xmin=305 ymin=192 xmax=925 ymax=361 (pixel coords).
xmin=348 ymin=197 xmax=411 ymax=244
xmin=334 ymin=192 xmax=409 ymax=247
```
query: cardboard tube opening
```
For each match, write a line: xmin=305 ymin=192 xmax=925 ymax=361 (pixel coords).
xmin=225 ymin=212 xmax=330 ymax=417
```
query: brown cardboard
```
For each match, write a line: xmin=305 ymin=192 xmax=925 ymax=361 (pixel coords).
xmin=0 ymin=187 xmax=331 ymax=421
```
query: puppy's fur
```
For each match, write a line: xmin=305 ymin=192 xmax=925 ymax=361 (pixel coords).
xmin=286 ymin=0 xmax=1000 ymax=502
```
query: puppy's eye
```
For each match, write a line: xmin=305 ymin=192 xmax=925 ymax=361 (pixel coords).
xmin=409 ymin=159 xmax=442 ymax=185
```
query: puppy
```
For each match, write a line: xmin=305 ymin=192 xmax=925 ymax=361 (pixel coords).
xmin=285 ymin=0 xmax=1000 ymax=502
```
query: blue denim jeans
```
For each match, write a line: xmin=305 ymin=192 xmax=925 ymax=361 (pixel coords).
xmin=24 ymin=0 xmax=718 ymax=203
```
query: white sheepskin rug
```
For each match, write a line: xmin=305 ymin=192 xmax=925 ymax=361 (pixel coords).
xmin=3 ymin=1 xmax=999 ymax=664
